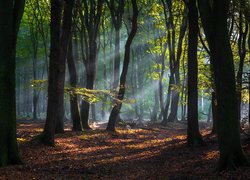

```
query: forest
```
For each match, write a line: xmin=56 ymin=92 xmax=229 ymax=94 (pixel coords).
xmin=0 ymin=0 xmax=250 ymax=179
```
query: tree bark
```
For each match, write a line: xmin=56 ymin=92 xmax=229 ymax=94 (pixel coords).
xmin=187 ymin=0 xmax=204 ymax=147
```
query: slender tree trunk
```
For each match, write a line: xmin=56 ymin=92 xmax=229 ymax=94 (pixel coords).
xmin=101 ymin=23 xmax=108 ymax=120
xmin=91 ymin=104 xmax=96 ymax=122
xmin=81 ymin=44 xmax=97 ymax=129
xmin=207 ymin=102 xmax=212 ymax=123
xmin=67 ymin=35 xmax=82 ymax=131
xmin=31 ymin=29 xmax=39 ymax=121
xmin=106 ymin=0 xmax=138 ymax=131
xmin=80 ymin=0 xmax=103 ymax=129
xmin=113 ymin=29 xmax=121 ymax=89
xmin=236 ymin=4 xmax=248 ymax=123
xmin=211 ymin=92 xmax=218 ymax=134
xmin=162 ymin=75 xmax=173 ymax=125
xmin=159 ymin=44 xmax=167 ymax=121
xmin=187 ymin=0 xmax=204 ymax=147
xmin=167 ymin=8 xmax=187 ymax=122
xmin=151 ymin=89 xmax=159 ymax=122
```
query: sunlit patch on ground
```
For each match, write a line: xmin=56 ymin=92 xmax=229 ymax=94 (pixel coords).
xmin=203 ymin=150 xmax=219 ymax=160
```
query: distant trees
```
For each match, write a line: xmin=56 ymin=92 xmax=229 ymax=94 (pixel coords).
xmin=105 ymin=0 xmax=125 ymax=92
xmin=0 ymin=0 xmax=25 ymax=166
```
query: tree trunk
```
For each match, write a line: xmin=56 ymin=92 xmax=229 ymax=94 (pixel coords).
xmin=198 ymin=0 xmax=249 ymax=170
xmin=187 ymin=0 xmax=204 ymax=147
xmin=107 ymin=0 xmax=138 ymax=131
xmin=81 ymin=46 xmax=97 ymax=129
xmin=67 ymin=35 xmax=82 ymax=131
xmin=55 ymin=0 xmax=75 ymax=134
xmin=207 ymin=102 xmax=212 ymax=123
xmin=41 ymin=0 xmax=62 ymax=145
xmin=151 ymin=89 xmax=159 ymax=122
xmin=0 ymin=0 xmax=25 ymax=166
xmin=80 ymin=0 xmax=103 ymax=129
xmin=162 ymin=74 xmax=174 ymax=125
xmin=236 ymin=3 xmax=248 ymax=123
xmin=31 ymin=28 xmax=39 ymax=121
xmin=211 ymin=92 xmax=218 ymax=134
xmin=91 ymin=104 xmax=96 ymax=122
xmin=159 ymin=44 xmax=167 ymax=121
xmin=42 ymin=0 xmax=74 ymax=143
xmin=113 ymin=29 xmax=121 ymax=89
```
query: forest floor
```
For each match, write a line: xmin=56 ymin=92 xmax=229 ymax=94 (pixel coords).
xmin=0 ymin=120 xmax=250 ymax=179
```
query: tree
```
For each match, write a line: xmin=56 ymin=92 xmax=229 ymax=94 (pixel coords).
xmin=236 ymin=0 xmax=249 ymax=122
xmin=67 ymin=34 xmax=82 ymax=131
xmin=0 ymin=0 xmax=25 ymax=166
xmin=186 ymin=0 xmax=204 ymax=146
xmin=105 ymin=0 xmax=125 ymax=91
xmin=41 ymin=0 xmax=75 ymax=145
xmin=198 ymin=0 xmax=249 ymax=170
xmin=55 ymin=0 xmax=75 ymax=133
xmin=78 ymin=0 xmax=104 ymax=129
xmin=40 ymin=0 xmax=62 ymax=145
xmin=161 ymin=1 xmax=187 ymax=124
xmin=106 ymin=0 xmax=139 ymax=131
xmin=162 ymin=1 xmax=188 ymax=125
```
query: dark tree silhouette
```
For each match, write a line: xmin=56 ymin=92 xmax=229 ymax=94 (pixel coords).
xmin=0 ymin=0 xmax=25 ymax=166
xmin=107 ymin=0 xmax=139 ymax=131
xmin=67 ymin=35 xmax=82 ymax=131
xmin=187 ymin=0 xmax=204 ymax=147
xmin=41 ymin=0 xmax=75 ymax=145
xmin=198 ymin=0 xmax=249 ymax=170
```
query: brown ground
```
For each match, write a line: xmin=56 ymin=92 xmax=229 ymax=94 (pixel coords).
xmin=0 ymin=121 xmax=250 ymax=179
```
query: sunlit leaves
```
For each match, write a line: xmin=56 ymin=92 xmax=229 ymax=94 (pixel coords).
xmin=30 ymin=79 xmax=48 ymax=91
